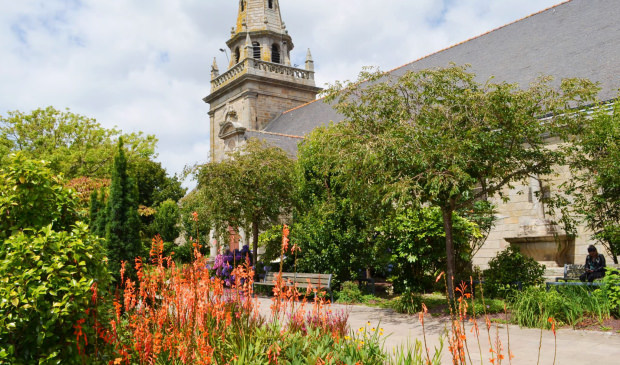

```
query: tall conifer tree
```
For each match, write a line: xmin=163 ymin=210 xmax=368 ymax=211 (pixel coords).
xmin=105 ymin=138 xmax=141 ymax=279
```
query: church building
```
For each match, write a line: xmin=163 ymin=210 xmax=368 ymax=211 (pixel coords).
xmin=204 ymin=0 xmax=620 ymax=269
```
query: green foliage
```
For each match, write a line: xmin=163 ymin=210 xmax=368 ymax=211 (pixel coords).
xmin=510 ymin=286 xmax=611 ymax=328
xmin=602 ymin=267 xmax=620 ymax=317
xmin=179 ymin=189 xmax=212 ymax=247
xmin=483 ymin=246 xmax=545 ymax=298
xmin=0 ymin=223 xmax=110 ymax=364
xmin=336 ymin=281 xmax=365 ymax=303
xmin=257 ymin=224 xmax=285 ymax=265
xmin=152 ymin=199 xmax=181 ymax=243
xmin=392 ymin=291 xmax=423 ymax=314
xmin=195 ymin=139 xmax=296 ymax=262
xmin=0 ymin=106 xmax=157 ymax=179
xmin=376 ymin=207 xmax=480 ymax=292
xmin=131 ymin=158 xmax=186 ymax=209
xmin=105 ymin=139 xmax=141 ymax=279
xmin=548 ymin=98 xmax=620 ymax=261
xmin=0 ymin=153 xmax=79 ymax=239
xmin=88 ymin=188 xmax=107 ymax=238
xmin=323 ymin=65 xmax=598 ymax=295
xmin=294 ymin=123 xmax=394 ymax=285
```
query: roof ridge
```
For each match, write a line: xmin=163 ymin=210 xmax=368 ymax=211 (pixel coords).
xmin=282 ymin=95 xmax=328 ymax=114
xmin=247 ymin=129 xmax=305 ymax=139
xmin=386 ymin=0 xmax=573 ymax=74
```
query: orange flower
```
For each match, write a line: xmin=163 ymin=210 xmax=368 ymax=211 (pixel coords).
xmin=548 ymin=317 xmax=556 ymax=335
xmin=435 ymin=272 xmax=445 ymax=283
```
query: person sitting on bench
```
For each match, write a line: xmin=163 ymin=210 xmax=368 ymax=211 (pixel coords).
xmin=580 ymin=245 xmax=606 ymax=282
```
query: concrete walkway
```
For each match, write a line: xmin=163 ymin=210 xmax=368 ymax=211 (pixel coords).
xmin=255 ymin=297 xmax=620 ymax=364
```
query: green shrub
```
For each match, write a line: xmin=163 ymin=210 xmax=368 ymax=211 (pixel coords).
xmin=392 ymin=291 xmax=423 ymax=314
xmin=0 ymin=153 xmax=80 ymax=239
xmin=483 ymin=246 xmax=545 ymax=298
xmin=0 ymin=223 xmax=111 ymax=364
xmin=376 ymin=207 xmax=479 ymax=293
xmin=336 ymin=281 xmax=365 ymax=303
xmin=510 ymin=286 xmax=610 ymax=328
xmin=602 ymin=267 xmax=620 ymax=317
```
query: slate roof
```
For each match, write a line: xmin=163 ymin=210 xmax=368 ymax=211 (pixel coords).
xmin=244 ymin=130 xmax=304 ymax=158
xmin=256 ymin=0 xmax=620 ymax=150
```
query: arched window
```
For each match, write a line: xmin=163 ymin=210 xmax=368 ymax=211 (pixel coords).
xmin=268 ymin=0 xmax=274 ymax=9
xmin=271 ymin=44 xmax=280 ymax=63
xmin=234 ymin=47 xmax=240 ymax=63
xmin=240 ymin=1 xmax=245 ymax=11
xmin=252 ymin=42 xmax=261 ymax=59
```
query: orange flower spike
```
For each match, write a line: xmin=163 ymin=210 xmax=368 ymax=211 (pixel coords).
xmin=435 ymin=271 xmax=445 ymax=283
xmin=548 ymin=317 xmax=556 ymax=335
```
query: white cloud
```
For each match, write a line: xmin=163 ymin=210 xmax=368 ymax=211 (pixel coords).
xmin=0 ymin=0 xmax=564 ymax=186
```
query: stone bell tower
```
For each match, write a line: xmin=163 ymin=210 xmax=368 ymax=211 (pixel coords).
xmin=204 ymin=0 xmax=320 ymax=162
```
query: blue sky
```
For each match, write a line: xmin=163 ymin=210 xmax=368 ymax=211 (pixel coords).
xmin=0 ymin=0 xmax=564 ymax=186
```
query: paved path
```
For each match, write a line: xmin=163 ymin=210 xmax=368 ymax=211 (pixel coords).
xmin=254 ymin=297 xmax=620 ymax=364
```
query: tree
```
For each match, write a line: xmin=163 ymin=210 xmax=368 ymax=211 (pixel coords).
xmin=105 ymin=139 xmax=142 ymax=279
xmin=0 ymin=106 xmax=157 ymax=179
xmin=152 ymin=199 xmax=181 ymax=243
xmin=294 ymin=124 xmax=396 ymax=282
xmin=323 ymin=65 xmax=598 ymax=298
xmin=550 ymin=98 xmax=620 ymax=262
xmin=131 ymin=158 xmax=186 ymax=209
xmin=195 ymin=139 xmax=296 ymax=265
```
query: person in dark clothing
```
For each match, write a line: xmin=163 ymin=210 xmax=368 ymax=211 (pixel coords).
xmin=579 ymin=245 xmax=606 ymax=282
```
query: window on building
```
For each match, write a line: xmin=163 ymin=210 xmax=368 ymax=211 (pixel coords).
xmin=252 ymin=42 xmax=261 ymax=59
xmin=240 ymin=0 xmax=245 ymax=11
xmin=234 ymin=47 xmax=240 ymax=63
xmin=271 ymin=44 xmax=280 ymax=63
xmin=268 ymin=0 xmax=274 ymax=9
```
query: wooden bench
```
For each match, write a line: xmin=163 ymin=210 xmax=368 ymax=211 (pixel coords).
xmin=554 ymin=264 xmax=585 ymax=282
xmin=555 ymin=263 xmax=620 ymax=282
xmin=253 ymin=272 xmax=333 ymax=302
xmin=547 ymin=263 xmax=620 ymax=291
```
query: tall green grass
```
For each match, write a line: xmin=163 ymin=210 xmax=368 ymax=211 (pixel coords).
xmin=510 ymin=286 xmax=611 ymax=328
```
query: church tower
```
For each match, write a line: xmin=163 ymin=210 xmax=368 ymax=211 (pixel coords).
xmin=204 ymin=0 xmax=320 ymax=162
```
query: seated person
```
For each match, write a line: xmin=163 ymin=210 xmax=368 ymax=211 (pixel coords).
xmin=579 ymin=245 xmax=606 ymax=282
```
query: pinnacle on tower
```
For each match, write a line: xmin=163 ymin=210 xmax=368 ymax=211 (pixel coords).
xmin=305 ymin=48 xmax=314 ymax=72
xmin=211 ymin=57 xmax=220 ymax=80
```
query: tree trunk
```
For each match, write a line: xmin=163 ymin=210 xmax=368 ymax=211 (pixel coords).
xmin=442 ymin=206 xmax=456 ymax=303
xmin=252 ymin=220 xmax=259 ymax=276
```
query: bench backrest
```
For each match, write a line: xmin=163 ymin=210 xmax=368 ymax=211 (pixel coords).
xmin=564 ymin=264 xmax=584 ymax=279
xmin=263 ymin=272 xmax=332 ymax=289
xmin=565 ymin=262 xmax=620 ymax=279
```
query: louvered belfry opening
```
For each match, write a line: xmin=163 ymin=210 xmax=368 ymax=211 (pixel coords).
xmin=252 ymin=42 xmax=261 ymax=59
xmin=271 ymin=44 xmax=280 ymax=63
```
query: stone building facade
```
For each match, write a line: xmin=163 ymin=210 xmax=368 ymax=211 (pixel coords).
xmin=204 ymin=0 xmax=619 ymax=268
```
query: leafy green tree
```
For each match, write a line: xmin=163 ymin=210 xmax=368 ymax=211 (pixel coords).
xmin=195 ymin=139 xmax=296 ymax=264
xmin=293 ymin=122 xmax=397 ymax=282
xmin=152 ymin=199 xmax=181 ymax=243
xmin=323 ymin=65 xmax=598 ymax=297
xmin=0 ymin=153 xmax=79 ymax=239
xmin=105 ymin=139 xmax=142 ymax=279
xmin=0 ymin=106 xmax=157 ymax=178
xmin=551 ymin=98 xmax=620 ymax=262
xmin=131 ymin=158 xmax=186 ymax=208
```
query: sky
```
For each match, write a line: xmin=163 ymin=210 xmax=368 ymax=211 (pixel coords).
xmin=0 ymin=0 xmax=565 ymax=186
